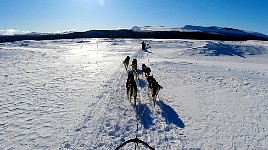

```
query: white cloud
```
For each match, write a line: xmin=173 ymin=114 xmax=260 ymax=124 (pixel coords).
xmin=0 ymin=29 xmax=78 ymax=35
xmin=6 ymin=29 xmax=20 ymax=35
xmin=98 ymin=0 xmax=104 ymax=6
xmin=0 ymin=29 xmax=31 ymax=35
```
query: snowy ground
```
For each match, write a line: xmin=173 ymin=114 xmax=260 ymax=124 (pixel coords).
xmin=0 ymin=39 xmax=268 ymax=149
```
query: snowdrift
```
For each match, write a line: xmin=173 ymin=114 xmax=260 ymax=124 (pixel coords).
xmin=180 ymin=41 xmax=268 ymax=57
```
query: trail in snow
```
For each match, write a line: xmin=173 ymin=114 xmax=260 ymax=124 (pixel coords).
xmin=62 ymin=47 xmax=187 ymax=149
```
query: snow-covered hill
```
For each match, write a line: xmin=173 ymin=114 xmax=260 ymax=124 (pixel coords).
xmin=132 ymin=25 xmax=268 ymax=39
xmin=181 ymin=25 xmax=268 ymax=38
xmin=0 ymin=39 xmax=268 ymax=149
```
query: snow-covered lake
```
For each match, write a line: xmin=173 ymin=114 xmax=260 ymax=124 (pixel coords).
xmin=0 ymin=39 xmax=267 ymax=149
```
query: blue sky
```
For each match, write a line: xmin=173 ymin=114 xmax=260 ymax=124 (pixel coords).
xmin=0 ymin=0 xmax=268 ymax=35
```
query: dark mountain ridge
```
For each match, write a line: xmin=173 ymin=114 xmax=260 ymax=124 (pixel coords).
xmin=0 ymin=25 xmax=267 ymax=43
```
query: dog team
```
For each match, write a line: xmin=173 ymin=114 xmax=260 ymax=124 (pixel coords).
xmin=123 ymin=55 xmax=161 ymax=107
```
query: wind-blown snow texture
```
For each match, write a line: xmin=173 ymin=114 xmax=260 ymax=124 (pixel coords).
xmin=0 ymin=39 xmax=268 ymax=149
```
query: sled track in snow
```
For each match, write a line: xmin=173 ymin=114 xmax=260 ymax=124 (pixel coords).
xmin=62 ymin=48 xmax=187 ymax=149
xmin=136 ymin=79 xmax=184 ymax=149
xmin=61 ymin=49 xmax=146 ymax=149
xmin=66 ymin=68 xmax=137 ymax=149
xmin=136 ymin=48 xmax=187 ymax=149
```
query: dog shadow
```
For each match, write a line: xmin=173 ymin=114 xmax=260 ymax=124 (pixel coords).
xmin=156 ymin=100 xmax=185 ymax=128
xmin=135 ymin=103 xmax=153 ymax=129
xmin=137 ymin=69 xmax=142 ymax=75
xmin=143 ymin=49 xmax=153 ymax=53
xmin=137 ymin=79 xmax=146 ymax=88
xmin=127 ymin=69 xmax=142 ymax=76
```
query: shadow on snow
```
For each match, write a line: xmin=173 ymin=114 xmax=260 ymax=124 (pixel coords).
xmin=156 ymin=100 xmax=185 ymax=128
xmin=135 ymin=103 xmax=153 ymax=129
xmin=137 ymin=79 xmax=146 ymax=88
xmin=134 ymin=100 xmax=185 ymax=129
xmin=143 ymin=49 xmax=153 ymax=53
xmin=137 ymin=69 xmax=142 ymax=76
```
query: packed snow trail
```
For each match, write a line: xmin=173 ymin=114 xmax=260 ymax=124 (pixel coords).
xmin=61 ymin=49 xmax=143 ymax=149
xmin=68 ymin=69 xmax=136 ymax=149
xmin=61 ymin=47 xmax=187 ymax=149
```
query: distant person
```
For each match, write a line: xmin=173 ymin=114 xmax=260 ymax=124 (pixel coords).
xmin=142 ymin=41 xmax=146 ymax=50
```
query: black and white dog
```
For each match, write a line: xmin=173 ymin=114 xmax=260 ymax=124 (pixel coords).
xmin=131 ymin=59 xmax=138 ymax=80
xmin=147 ymin=75 xmax=160 ymax=107
xmin=123 ymin=56 xmax=130 ymax=71
xmin=126 ymin=72 xmax=137 ymax=107
xmin=131 ymin=59 xmax=137 ymax=73
xmin=142 ymin=64 xmax=151 ymax=77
